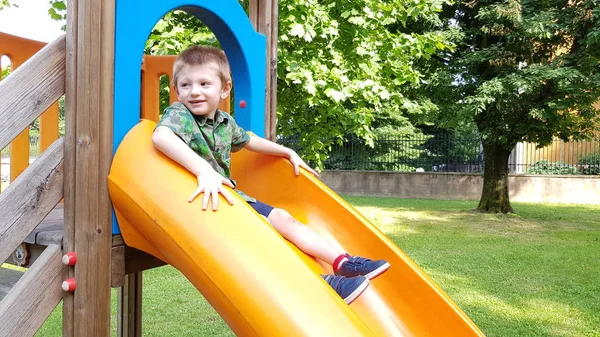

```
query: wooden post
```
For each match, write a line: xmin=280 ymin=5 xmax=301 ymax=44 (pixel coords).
xmin=117 ymin=272 xmax=143 ymax=337
xmin=249 ymin=0 xmax=278 ymax=140
xmin=63 ymin=0 xmax=115 ymax=335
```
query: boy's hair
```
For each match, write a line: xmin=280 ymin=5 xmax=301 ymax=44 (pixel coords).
xmin=172 ymin=45 xmax=231 ymax=87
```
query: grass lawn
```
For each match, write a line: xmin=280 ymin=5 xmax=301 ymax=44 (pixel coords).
xmin=34 ymin=197 xmax=599 ymax=337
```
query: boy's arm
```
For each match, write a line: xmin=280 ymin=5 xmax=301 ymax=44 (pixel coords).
xmin=244 ymin=135 xmax=319 ymax=177
xmin=152 ymin=126 xmax=235 ymax=210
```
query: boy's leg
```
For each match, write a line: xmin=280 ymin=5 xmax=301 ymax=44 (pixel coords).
xmin=266 ymin=208 xmax=344 ymax=266
xmin=248 ymin=201 xmax=369 ymax=303
xmin=248 ymin=201 xmax=390 ymax=279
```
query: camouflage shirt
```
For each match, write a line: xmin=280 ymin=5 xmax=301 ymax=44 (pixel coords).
xmin=156 ymin=102 xmax=255 ymax=201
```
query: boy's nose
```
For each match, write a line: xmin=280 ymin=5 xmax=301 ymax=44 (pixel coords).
xmin=190 ymin=86 xmax=201 ymax=96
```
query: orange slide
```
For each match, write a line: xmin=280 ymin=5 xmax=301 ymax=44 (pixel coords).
xmin=108 ymin=120 xmax=484 ymax=336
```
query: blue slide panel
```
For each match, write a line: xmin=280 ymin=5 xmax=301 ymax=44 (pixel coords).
xmin=113 ymin=0 xmax=266 ymax=234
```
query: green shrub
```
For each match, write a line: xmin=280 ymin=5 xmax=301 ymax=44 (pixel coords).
xmin=526 ymin=160 xmax=578 ymax=175
xmin=577 ymin=152 xmax=600 ymax=175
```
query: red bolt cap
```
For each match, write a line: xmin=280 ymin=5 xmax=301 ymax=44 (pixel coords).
xmin=62 ymin=252 xmax=77 ymax=266
xmin=239 ymin=100 xmax=246 ymax=108
xmin=62 ymin=278 xmax=77 ymax=292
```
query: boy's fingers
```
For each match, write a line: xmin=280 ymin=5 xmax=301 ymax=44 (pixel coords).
xmin=221 ymin=188 xmax=235 ymax=205
xmin=189 ymin=187 xmax=203 ymax=203
xmin=222 ymin=178 xmax=234 ymax=188
xmin=307 ymin=166 xmax=319 ymax=177
xmin=299 ymin=162 xmax=319 ymax=177
xmin=202 ymin=190 xmax=210 ymax=210
xmin=211 ymin=190 xmax=219 ymax=211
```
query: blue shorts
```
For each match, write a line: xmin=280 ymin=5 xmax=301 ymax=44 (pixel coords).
xmin=247 ymin=200 xmax=274 ymax=218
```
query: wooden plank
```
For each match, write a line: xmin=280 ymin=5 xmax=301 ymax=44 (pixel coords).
xmin=24 ymin=204 xmax=64 ymax=244
xmin=0 ymin=139 xmax=64 ymax=264
xmin=248 ymin=0 xmax=259 ymax=31
xmin=111 ymin=240 xmax=165 ymax=288
xmin=62 ymin=0 xmax=79 ymax=334
xmin=111 ymin=245 xmax=125 ymax=288
xmin=62 ymin=0 xmax=115 ymax=335
xmin=35 ymin=230 xmax=63 ymax=246
xmin=0 ymin=244 xmax=63 ymax=337
xmin=249 ymin=0 xmax=278 ymax=140
xmin=0 ymin=266 xmax=24 ymax=301
xmin=117 ymin=272 xmax=143 ymax=337
xmin=124 ymin=247 xmax=166 ymax=276
xmin=0 ymin=35 xmax=66 ymax=150
xmin=268 ymin=0 xmax=279 ymax=140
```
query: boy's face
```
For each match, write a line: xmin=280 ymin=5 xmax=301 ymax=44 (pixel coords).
xmin=175 ymin=63 xmax=231 ymax=119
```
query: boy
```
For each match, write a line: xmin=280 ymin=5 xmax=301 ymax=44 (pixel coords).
xmin=152 ymin=45 xmax=390 ymax=304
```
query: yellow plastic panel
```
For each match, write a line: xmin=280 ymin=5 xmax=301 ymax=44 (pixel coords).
xmin=108 ymin=119 xmax=484 ymax=336
xmin=108 ymin=120 xmax=374 ymax=336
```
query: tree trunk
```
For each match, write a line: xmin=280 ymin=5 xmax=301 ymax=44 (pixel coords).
xmin=477 ymin=142 xmax=514 ymax=213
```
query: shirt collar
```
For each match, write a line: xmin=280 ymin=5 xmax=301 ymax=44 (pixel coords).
xmin=177 ymin=103 xmax=228 ymax=127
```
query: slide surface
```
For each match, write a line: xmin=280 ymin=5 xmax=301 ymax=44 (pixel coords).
xmin=108 ymin=120 xmax=484 ymax=336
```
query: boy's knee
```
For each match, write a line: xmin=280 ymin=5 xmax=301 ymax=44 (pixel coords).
xmin=268 ymin=208 xmax=293 ymax=223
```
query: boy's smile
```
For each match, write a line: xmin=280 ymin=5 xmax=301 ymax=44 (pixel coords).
xmin=175 ymin=63 xmax=231 ymax=119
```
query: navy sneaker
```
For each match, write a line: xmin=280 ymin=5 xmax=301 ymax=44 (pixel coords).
xmin=322 ymin=274 xmax=369 ymax=304
xmin=335 ymin=255 xmax=390 ymax=280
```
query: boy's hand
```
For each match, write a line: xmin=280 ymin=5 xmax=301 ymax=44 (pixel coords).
xmin=188 ymin=171 xmax=236 ymax=211
xmin=289 ymin=151 xmax=319 ymax=177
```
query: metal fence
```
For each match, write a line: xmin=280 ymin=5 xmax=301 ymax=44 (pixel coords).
xmin=281 ymin=135 xmax=600 ymax=175
xmin=3 ymin=135 xmax=599 ymax=175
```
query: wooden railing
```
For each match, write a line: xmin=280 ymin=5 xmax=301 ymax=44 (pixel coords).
xmin=0 ymin=32 xmax=60 ymax=183
xmin=0 ymin=35 xmax=66 ymax=337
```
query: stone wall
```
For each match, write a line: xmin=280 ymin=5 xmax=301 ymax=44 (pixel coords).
xmin=320 ymin=171 xmax=600 ymax=204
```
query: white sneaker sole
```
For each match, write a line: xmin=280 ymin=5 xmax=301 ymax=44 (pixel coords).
xmin=344 ymin=279 xmax=370 ymax=305
xmin=365 ymin=262 xmax=391 ymax=280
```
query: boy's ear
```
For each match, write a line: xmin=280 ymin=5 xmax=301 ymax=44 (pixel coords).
xmin=172 ymin=80 xmax=179 ymax=96
xmin=221 ymin=81 xmax=232 ymax=99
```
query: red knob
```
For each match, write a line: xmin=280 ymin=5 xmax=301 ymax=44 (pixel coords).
xmin=239 ymin=100 xmax=246 ymax=108
xmin=62 ymin=278 xmax=77 ymax=292
xmin=62 ymin=252 xmax=77 ymax=266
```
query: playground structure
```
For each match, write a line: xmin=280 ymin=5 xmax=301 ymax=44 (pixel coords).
xmin=1 ymin=1 xmax=485 ymax=336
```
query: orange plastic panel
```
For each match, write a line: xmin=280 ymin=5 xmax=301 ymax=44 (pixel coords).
xmin=108 ymin=120 xmax=484 ymax=336
xmin=9 ymin=129 xmax=29 ymax=181
xmin=108 ymin=120 xmax=375 ymax=337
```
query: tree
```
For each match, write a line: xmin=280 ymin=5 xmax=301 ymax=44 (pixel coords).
xmin=431 ymin=0 xmax=600 ymax=213
xmin=277 ymin=0 xmax=453 ymax=168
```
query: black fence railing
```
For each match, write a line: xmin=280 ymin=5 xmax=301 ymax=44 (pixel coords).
xmin=280 ymin=136 xmax=600 ymax=175
xmin=280 ymin=135 xmax=484 ymax=173
xmin=2 ymin=135 xmax=599 ymax=176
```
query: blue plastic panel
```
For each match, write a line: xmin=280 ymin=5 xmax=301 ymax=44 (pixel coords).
xmin=113 ymin=0 xmax=266 ymax=234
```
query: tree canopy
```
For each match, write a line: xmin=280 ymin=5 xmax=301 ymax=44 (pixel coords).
xmin=431 ymin=0 xmax=600 ymax=212
xmin=275 ymin=0 xmax=453 ymax=167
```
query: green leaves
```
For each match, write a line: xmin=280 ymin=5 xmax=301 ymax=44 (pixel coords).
xmin=434 ymin=0 xmax=600 ymax=153
xmin=278 ymin=0 xmax=452 ymax=168
xmin=48 ymin=0 xmax=66 ymax=25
